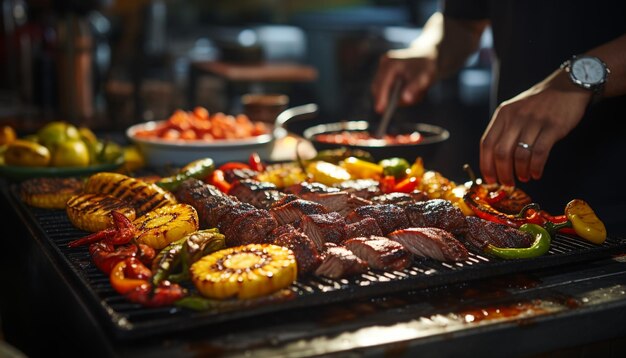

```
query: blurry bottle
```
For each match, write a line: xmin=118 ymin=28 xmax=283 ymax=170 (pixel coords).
xmin=55 ymin=13 xmax=94 ymax=124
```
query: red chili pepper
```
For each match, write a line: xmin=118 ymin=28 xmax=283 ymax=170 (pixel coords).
xmin=538 ymin=210 xmax=577 ymax=235
xmin=380 ymin=175 xmax=397 ymax=194
xmin=125 ymin=280 xmax=187 ymax=307
xmin=209 ymin=169 xmax=232 ymax=193
xmin=463 ymin=183 xmax=547 ymax=228
xmin=486 ymin=189 xmax=507 ymax=204
xmin=393 ymin=176 xmax=419 ymax=193
xmin=90 ymin=242 xmax=138 ymax=274
xmin=110 ymin=257 xmax=153 ymax=295
xmin=68 ymin=211 xmax=137 ymax=248
xmin=218 ymin=162 xmax=251 ymax=172
xmin=249 ymin=152 xmax=265 ymax=172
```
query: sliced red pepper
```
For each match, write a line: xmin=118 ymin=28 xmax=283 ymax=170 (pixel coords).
xmin=486 ymin=189 xmax=507 ymax=204
xmin=110 ymin=257 xmax=152 ymax=295
xmin=126 ymin=280 xmax=187 ymax=307
xmin=380 ymin=175 xmax=397 ymax=194
xmin=393 ymin=176 xmax=419 ymax=193
xmin=249 ymin=152 xmax=265 ymax=172
xmin=68 ymin=211 xmax=137 ymax=248
xmin=209 ymin=169 xmax=232 ymax=193
xmin=218 ymin=162 xmax=251 ymax=172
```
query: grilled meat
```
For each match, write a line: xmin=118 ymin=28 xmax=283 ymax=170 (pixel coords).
xmin=404 ymin=199 xmax=467 ymax=235
xmin=272 ymin=224 xmax=321 ymax=275
xmin=270 ymin=198 xmax=328 ymax=226
xmin=345 ymin=217 xmax=383 ymax=239
xmin=370 ymin=191 xmax=428 ymax=206
xmin=464 ymin=216 xmax=533 ymax=250
xmin=334 ymin=179 xmax=382 ymax=199
xmin=284 ymin=181 xmax=340 ymax=196
xmin=345 ymin=204 xmax=409 ymax=235
xmin=222 ymin=168 xmax=259 ymax=183
xmin=297 ymin=212 xmax=347 ymax=249
xmin=174 ymin=179 xmax=237 ymax=228
xmin=224 ymin=209 xmax=277 ymax=247
xmin=387 ymin=227 xmax=469 ymax=262
xmin=315 ymin=244 xmax=367 ymax=279
xmin=344 ymin=236 xmax=412 ymax=271
xmin=229 ymin=179 xmax=285 ymax=209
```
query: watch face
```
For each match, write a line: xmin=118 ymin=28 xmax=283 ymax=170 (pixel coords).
xmin=571 ymin=57 xmax=606 ymax=86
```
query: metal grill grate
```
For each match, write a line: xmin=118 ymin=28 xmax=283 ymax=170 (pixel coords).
xmin=15 ymin=188 xmax=626 ymax=340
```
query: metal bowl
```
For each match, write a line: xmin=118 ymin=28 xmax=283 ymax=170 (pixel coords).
xmin=126 ymin=120 xmax=286 ymax=167
xmin=278 ymin=104 xmax=450 ymax=161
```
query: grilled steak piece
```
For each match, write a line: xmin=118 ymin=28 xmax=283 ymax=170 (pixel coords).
xmin=272 ymin=225 xmax=321 ymax=275
xmin=175 ymin=179 xmax=238 ymax=229
xmin=315 ymin=244 xmax=367 ymax=279
xmin=344 ymin=236 xmax=412 ymax=271
xmin=270 ymin=198 xmax=328 ymax=226
xmin=284 ymin=181 xmax=340 ymax=196
xmin=345 ymin=204 xmax=409 ymax=234
xmin=229 ymin=179 xmax=286 ymax=209
xmin=404 ymin=199 xmax=467 ymax=235
xmin=464 ymin=216 xmax=533 ymax=250
xmin=216 ymin=201 xmax=256 ymax=232
xmin=224 ymin=209 xmax=277 ymax=247
xmin=345 ymin=217 xmax=383 ymax=239
xmin=370 ymin=191 xmax=428 ymax=206
xmin=223 ymin=168 xmax=259 ymax=183
xmin=387 ymin=227 xmax=469 ymax=262
xmin=297 ymin=212 xmax=347 ymax=249
xmin=334 ymin=179 xmax=382 ymax=199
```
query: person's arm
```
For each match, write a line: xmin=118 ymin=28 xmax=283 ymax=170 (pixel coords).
xmin=371 ymin=12 xmax=489 ymax=113
xmin=479 ymin=34 xmax=626 ymax=186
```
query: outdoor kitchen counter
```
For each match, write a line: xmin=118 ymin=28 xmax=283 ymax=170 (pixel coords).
xmin=2 ymin=184 xmax=626 ymax=358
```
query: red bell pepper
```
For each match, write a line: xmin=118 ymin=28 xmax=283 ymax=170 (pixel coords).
xmin=110 ymin=257 xmax=153 ymax=295
xmin=209 ymin=169 xmax=232 ymax=193
xmin=218 ymin=162 xmax=251 ymax=172
xmin=380 ymin=175 xmax=397 ymax=194
xmin=393 ymin=176 xmax=419 ymax=193
xmin=248 ymin=152 xmax=265 ymax=172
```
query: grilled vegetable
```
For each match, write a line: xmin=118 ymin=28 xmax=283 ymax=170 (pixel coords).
xmin=19 ymin=177 xmax=83 ymax=209
xmin=485 ymin=223 xmax=551 ymax=260
xmin=84 ymin=172 xmax=177 ymax=216
xmin=66 ymin=194 xmax=136 ymax=232
xmin=545 ymin=199 xmax=607 ymax=244
xmin=309 ymin=147 xmax=375 ymax=164
xmin=89 ymin=241 xmax=155 ymax=274
xmin=133 ymin=203 xmax=199 ymax=250
xmin=340 ymin=157 xmax=383 ymax=179
xmin=379 ymin=157 xmax=410 ymax=179
xmin=152 ymin=229 xmax=226 ymax=285
xmin=190 ymin=244 xmax=297 ymax=300
xmin=68 ymin=211 xmax=138 ymax=248
xmin=256 ymin=162 xmax=307 ymax=188
xmin=155 ymin=157 xmax=215 ymax=192
xmin=306 ymin=161 xmax=352 ymax=186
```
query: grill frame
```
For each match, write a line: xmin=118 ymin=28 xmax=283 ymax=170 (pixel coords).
xmin=9 ymin=185 xmax=626 ymax=341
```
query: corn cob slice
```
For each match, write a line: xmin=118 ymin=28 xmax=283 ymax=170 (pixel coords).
xmin=84 ymin=172 xmax=176 ymax=216
xmin=66 ymin=193 xmax=136 ymax=232
xmin=20 ymin=177 xmax=84 ymax=209
xmin=190 ymin=244 xmax=297 ymax=300
xmin=133 ymin=203 xmax=199 ymax=249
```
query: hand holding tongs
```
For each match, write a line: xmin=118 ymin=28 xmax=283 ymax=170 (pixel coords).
xmin=374 ymin=79 xmax=404 ymax=138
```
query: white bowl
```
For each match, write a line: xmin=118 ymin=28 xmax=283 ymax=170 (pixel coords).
xmin=126 ymin=120 xmax=286 ymax=167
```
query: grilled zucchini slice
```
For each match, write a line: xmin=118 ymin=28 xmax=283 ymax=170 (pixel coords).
xmin=84 ymin=172 xmax=176 ymax=216
xmin=66 ymin=193 xmax=136 ymax=232
xmin=190 ymin=244 xmax=297 ymax=300
xmin=134 ymin=203 xmax=199 ymax=249
xmin=20 ymin=177 xmax=84 ymax=209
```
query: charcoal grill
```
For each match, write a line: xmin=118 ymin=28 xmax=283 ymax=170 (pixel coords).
xmin=6 ymin=183 xmax=626 ymax=343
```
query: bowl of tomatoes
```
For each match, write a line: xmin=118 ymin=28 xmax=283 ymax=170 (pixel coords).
xmin=126 ymin=107 xmax=286 ymax=167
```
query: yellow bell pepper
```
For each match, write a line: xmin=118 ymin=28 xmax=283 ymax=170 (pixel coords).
xmin=340 ymin=156 xmax=383 ymax=179
xmin=306 ymin=161 xmax=352 ymax=186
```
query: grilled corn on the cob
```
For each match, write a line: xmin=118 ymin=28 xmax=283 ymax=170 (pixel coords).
xmin=20 ymin=177 xmax=84 ymax=209
xmin=84 ymin=172 xmax=176 ymax=216
xmin=66 ymin=193 xmax=137 ymax=232
xmin=133 ymin=203 xmax=199 ymax=249
xmin=190 ymin=244 xmax=297 ymax=300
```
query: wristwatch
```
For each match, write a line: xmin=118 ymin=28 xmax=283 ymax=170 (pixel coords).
xmin=560 ymin=55 xmax=610 ymax=92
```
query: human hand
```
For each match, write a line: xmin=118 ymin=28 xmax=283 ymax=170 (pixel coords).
xmin=479 ymin=69 xmax=593 ymax=186
xmin=371 ymin=48 xmax=437 ymax=114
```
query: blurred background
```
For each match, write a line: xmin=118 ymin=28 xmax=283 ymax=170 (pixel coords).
xmin=0 ymin=0 xmax=493 ymax=178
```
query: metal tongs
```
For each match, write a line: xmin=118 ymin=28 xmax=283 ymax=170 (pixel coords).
xmin=374 ymin=79 xmax=403 ymax=138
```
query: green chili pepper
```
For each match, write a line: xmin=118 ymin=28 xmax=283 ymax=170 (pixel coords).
xmin=484 ymin=223 xmax=552 ymax=259
xmin=169 ymin=229 xmax=226 ymax=282
xmin=156 ymin=157 xmax=215 ymax=192
xmin=151 ymin=238 xmax=185 ymax=285
xmin=379 ymin=157 xmax=410 ymax=179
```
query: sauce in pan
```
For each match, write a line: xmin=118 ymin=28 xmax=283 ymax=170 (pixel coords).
xmin=314 ymin=131 xmax=423 ymax=146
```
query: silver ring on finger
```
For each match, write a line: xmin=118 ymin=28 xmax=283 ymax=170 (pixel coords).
xmin=517 ymin=141 xmax=532 ymax=151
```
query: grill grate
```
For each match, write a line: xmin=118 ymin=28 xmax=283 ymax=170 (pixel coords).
xmin=14 ymin=188 xmax=626 ymax=340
